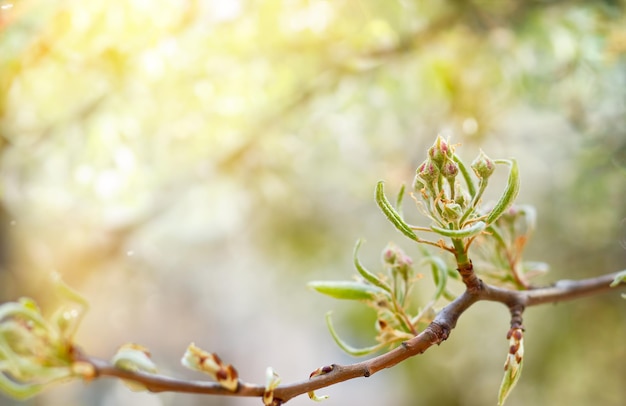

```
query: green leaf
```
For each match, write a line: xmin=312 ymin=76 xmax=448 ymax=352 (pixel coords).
xmin=498 ymin=357 xmax=524 ymax=405
xmin=430 ymin=221 xmax=486 ymax=238
xmin=498 ymin=328 xmax=524 ymax=405
xmin=325 ymin=312 xmax=385 ymax=356
xmin=0 ymin=374 xmax=44 ymax=400
xmin=486 ymin=159 xmax=520 ymax=225
xmin=308 ymin=281 xmax=387 ymax=301
xmin=375 ymin=181 xmax=419 ymax=242
xmin=421 ymin=255 xmax=448 ymax=301
xmin=452 ymin=153 xmax=477 ymax=198
xmin=0 ymin=300 xmax=48 ymax=330
xmin=353 ymin=240 xmax=392 ymax=293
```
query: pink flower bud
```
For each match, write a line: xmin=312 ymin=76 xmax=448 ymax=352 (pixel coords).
xmin=427 ymin=135 xmax=450 ymax=168
xmin=471 ymin=150 xmax=495 ymax=179
xmin=416 ymin=159 xmax=440 ymax=184
xmin=441 ymin=161 xmax=459 ymax=180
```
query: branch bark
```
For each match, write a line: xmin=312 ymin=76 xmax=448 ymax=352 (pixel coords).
xmin=78 ymin=270 xmax=625 ymax=405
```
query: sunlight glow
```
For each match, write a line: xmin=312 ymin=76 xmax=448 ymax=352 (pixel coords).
xmin=282 ymin=1 xmax=334 ymax=34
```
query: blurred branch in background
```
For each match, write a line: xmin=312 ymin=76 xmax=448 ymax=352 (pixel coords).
xmin=0 ymin=0 xmax=625 ymax=405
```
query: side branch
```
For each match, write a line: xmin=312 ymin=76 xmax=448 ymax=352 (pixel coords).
xmin=523 ymin=271 xmax=623 ymax=306
xmin=83 ymin=356 xmax=265 ymax=397
xmin=77 ymin=271 xmax=624 ymax=405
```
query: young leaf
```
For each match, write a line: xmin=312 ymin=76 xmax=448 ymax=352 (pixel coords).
xmin=498 ymin=328 xmax=524 ymax=405
xmin=308 ymin=281 xmax=388 ymax=301
xmin=430 ymin=221 xmax=486 ymax=239
xmin=263 ymin=367 xmax=281 ymax=406
xmin=375 ymin=181 xmax=419 ymax=242
xmin=111 ymin=343 xmax=157 ymax=391
xmin=486 ymin=159 xmax=520 ymax=225
xmin=111 ymin=343 xmax=157 ymax=374
xmin=353 ymin=239 xmax=392 ymax=293
xmin=452 ymin=153 xmax=477 ymax=198
xmin=0 ymin=374 xmax=44 ymax=400
xmin=325 ymin=312 xmax=385 ymax=356
xmin=498 ymin=357 xmax=523 ymax=406
xmin=308 ymin=365 xmax=333 ymax=402
xmin=420 ymin=255 xmax=448 ymax=301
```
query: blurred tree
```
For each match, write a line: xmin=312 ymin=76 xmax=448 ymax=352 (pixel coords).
xmin=0 ymin=0 xmax=624 ymax=405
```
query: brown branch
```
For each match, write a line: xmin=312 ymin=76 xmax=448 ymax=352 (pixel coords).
xmin=77 ymin=270 xmax=625 ymax=405
xmin=83 ymin=356 xmax=266 ymax=397
xmin=523 ymin=272 xmax=621 ymax=306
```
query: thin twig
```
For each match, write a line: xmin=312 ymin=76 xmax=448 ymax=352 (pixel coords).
xmin=77 ymin=270 xmax=625 ymax=405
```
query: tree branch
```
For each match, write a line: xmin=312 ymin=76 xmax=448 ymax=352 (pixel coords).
xmin=77 ymin=270 xmax=625 ymax=405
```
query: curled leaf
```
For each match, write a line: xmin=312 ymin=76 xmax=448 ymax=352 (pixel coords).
xmin=324 ymin=312 xmax=385 ymax=356
xmin=0 ymin=375 xmax=44 ymax=400
xmin=49 ymin=273 xmax=89 ymax=340
xmin=486 ymin=159 xmax=520 ymax=225
xmin=375 ymin=181 xmax=419 ymax=242
xmin=353 ymin=239 xmax=392 ymax=293
xmin=420 ymin=254 xmax=448 ymax=302
xmin=308 ymin=390 xmax=329 ymax=401
xmin=308 ymin=281 xmax=387 ymax=301
xmin=452 ymin=153 xmax=477 ymax=198
xmin=430 ymin=221 xmax=486 ymax=239
xmin=308 ymin=365 xmax=334 ymax=401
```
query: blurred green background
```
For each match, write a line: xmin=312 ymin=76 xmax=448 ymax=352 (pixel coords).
xmin=0 ymin=0 xmax=625 ymax=405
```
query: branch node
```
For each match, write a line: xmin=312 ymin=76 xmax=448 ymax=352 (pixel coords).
xmin=428 ymin=321 xmax=450 ymax=344
xmin=508 ymin=303 xmax=525 ymax=331
xmin=457 ymin=260 xmax=482 ymax=292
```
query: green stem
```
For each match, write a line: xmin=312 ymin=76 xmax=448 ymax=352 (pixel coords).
xmin=451 ymin=238 xmax=469 ymax=267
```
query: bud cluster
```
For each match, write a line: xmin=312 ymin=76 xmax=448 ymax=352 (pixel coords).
xmin=413 ymin=135 xmax=459 ymax=199
xmin=382 ymin=242 xmax=414 ymax=281
xmin=0 ymin=277 xmax=89 ymax=399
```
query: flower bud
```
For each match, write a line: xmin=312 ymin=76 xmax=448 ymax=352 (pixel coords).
xmin=441 ymin=161 xmax=459 ymax=180
xmin=382 ymin=243 xmax=413 ymax=280
xmin=416 ymin=158 xmax=440 ymax=184
xmin=427 ymin=135 xmax=451 ymax=168
xmin=382 ymin=244 xmax=397 ymax=265
xmin=471 ymin=150 xmax=495 ymax=179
